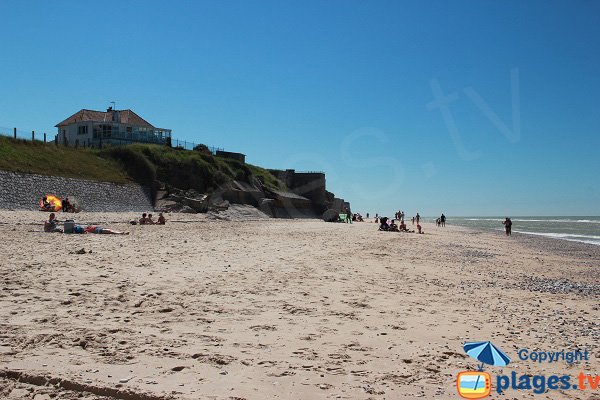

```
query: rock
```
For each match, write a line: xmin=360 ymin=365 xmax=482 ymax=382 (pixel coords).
xmin=171 ymin=366 xmax=185 ymax=371
xmin=322 ymin=209 xmax=339 ymax=222
xmin=180 ymin=205 xmax=196 ymax=213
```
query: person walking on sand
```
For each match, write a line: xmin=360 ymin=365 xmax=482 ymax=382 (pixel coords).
xmin=503 ymin=217 xmax=512 ymax=236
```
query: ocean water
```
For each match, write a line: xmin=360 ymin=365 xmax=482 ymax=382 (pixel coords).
xmin=442 ymin=216 xmax=600 ymax=246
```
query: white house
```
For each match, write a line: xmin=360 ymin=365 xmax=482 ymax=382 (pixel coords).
xmin=55 ymin=107 xmax=172 ymax=147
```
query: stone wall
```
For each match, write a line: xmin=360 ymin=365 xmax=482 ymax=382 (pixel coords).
xmin=0 ymin=170 xmax=153 ymax=212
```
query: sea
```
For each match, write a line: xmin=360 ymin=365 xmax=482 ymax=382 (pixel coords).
xmin=442 ymin=216 xmax=600 ymax=246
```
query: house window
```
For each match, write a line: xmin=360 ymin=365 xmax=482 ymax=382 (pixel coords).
xmin=78 ymin=125 xmax=88 ymax=135
xmin=93 ymin=124 xmax=112 ymax=138
xmin=102 ymin=125 xmax=112 ymax=138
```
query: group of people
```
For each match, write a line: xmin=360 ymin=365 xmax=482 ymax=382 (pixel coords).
xmin=351 ymin=213 xmax=364 ymax=222
xmin=43 ymin=211 xmax=169 ymax=234
xmin=378 ymin=216 xmax=424 ymax=234
xmin=43 ymin=213 xmax=129 ymax=235
xmin=40 ymin=196 xmax=78 ymax=213
xmin=435 ymin=213 xmax=446 ymax=227
xmin=134 ymin=213 xmax=166 ymax=225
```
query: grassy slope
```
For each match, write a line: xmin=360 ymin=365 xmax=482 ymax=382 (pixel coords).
xmin=0 ymin=137 xmax=283 ymax=192
xmin=0 ymin=136 xmax=130 ymax=183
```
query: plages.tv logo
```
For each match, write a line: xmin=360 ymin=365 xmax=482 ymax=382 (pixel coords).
xmin=456 ymin=341 xmax=511 ymax=399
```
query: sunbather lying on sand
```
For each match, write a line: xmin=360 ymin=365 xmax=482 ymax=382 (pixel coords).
xmin=72 ymin=225 xmax=129 ymax=235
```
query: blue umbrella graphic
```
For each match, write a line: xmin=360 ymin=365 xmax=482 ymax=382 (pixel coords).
xmin=464 ymin=341 xmax=511 ymax=369
xmin=463 ymin=341 xmax=511 ymax=392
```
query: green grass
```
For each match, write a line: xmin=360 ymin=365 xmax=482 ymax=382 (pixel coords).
xmin=0 ymin=137 xmax=285 ymax=192
xmin=0 ymin=136 xmax=130 ymax=183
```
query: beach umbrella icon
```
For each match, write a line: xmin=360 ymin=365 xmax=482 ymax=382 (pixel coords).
xmin=464 ymin=341 xmax=511 ymax=370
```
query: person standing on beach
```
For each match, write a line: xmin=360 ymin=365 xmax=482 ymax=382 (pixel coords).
xmin=440 ymin=213 xmax=446 ymax=227
xmin=416 ymin=213 xmax=420 ymax=224
xmin=503 ymin=217 xmax=512 ymax=236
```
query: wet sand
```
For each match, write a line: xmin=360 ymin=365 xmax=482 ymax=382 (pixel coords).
xmin=1 ymin=211 xmax=599 ymax=399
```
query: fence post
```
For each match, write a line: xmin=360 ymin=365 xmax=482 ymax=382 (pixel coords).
xmin=32 ymin=131 xmax=35 ymax=141
xmin=13 ymin=128 xmax=16 ymax=139
xmin=44 ymin=133 xmax=47 ymax=143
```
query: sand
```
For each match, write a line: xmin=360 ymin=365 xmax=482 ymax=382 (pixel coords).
xmin=1 ymin=211 xmax=599 ymax=399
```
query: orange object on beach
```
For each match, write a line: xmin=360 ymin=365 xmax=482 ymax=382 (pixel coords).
xmin=39 ymin=194 xmax=62 ymax=212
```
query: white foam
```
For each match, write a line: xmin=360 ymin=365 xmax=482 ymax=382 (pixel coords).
xmin=513 ymin=230 xmax=600 ymax=246
xmin=463 ymin=218 xmax=600 ymax=223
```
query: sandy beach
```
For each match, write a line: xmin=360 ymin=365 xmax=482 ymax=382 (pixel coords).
xmin=1 ymin=211 xmax=599 ymax=399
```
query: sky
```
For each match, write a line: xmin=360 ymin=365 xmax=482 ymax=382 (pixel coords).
xmin=0 ymin=0 xmax=599 ymax=216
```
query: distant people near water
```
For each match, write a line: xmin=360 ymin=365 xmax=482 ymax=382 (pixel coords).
xmin=44 ymin=213 xmax=62 ymax=233
xmin=411 ymin=216 xmax=415 ymax=225
xmin=366 ymin=213 xmax=369 ymax=219
xmin=436 ymin=218 xmax=441 ymax=227
xmin=416 ymin=213 xmax=421 ymax=224
xmin=503 ymin=217 xmax=512 ymax=236
xmin=440 ymin=213 xmax=446 ymax=227
xmin=157 ymin=213 xmax=166 ymax=225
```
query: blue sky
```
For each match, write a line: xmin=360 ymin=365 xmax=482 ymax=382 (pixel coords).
xmin=0 ymin=0 xmax=599 ymax=216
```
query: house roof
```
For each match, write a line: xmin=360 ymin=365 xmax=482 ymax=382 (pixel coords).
xmin=55 ymin=109 xmax=155 ymax=128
